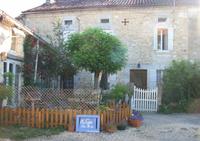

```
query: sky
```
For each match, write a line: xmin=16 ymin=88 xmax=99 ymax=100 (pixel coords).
xmin=0 ymin=0 xmax=46 ymax=18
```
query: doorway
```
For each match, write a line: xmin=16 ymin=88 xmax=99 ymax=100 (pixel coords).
xmin=130 ymin=69 xmax=147 ymax=89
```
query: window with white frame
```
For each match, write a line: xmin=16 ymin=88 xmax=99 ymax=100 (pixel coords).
xmin=99 ymin=17 xmax=113 ymax=34
xmin=63 ymin=18 xmax=76 ymax=40
xmin=157 ymin=28 xmax=168 ymax=50
xmin=64 ymin=20 xmax=73 ymax=29
xmin=154 ymin=17 xmax=173 ymax=51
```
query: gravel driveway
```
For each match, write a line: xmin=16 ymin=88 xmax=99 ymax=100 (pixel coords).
xmin=21 ymin=114 xmax=200 ymax=141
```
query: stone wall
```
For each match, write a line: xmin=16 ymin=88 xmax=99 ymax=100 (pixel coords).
xmin=22 ymin=6 xmax=200 ymax=88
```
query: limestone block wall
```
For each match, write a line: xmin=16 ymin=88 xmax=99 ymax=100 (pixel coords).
xmin=22 ymin=6 xmax=199 ymax=88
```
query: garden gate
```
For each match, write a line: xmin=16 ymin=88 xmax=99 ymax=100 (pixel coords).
xmin=131 ymin=86 xmax=158 ymax=112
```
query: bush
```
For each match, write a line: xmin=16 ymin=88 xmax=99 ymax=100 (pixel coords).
xmin=101 ymin=83 xmax=131 ymax=103
xmin=161 ymin=60 xmax=200 ymax=113
xmin=0 ymin=85 xmax=13 ymax=101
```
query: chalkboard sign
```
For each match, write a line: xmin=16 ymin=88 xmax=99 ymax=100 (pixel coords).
xmin=76 ymin=115 xmax=100 ymax=133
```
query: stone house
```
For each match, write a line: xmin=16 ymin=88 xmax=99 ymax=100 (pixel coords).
xmin=20 ymin=0 xmax=200 ymax=89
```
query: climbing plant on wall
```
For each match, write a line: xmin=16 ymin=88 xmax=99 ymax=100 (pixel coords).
xmin=23 ymin=35 xmax=58 ymax=86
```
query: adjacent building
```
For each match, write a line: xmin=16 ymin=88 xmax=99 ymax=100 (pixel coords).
xmin=0 ymin=10 xmax=46 ymax=90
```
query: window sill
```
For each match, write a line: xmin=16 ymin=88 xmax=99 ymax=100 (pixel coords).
xmin=155 ymin=50 xmax=171 ymax=53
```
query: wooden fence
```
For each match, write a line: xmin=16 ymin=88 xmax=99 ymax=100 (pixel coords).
xmin=0 ymin=103 xmax=130 ymax=131
xmin=131 ymin=86 xmax=158 ymax=112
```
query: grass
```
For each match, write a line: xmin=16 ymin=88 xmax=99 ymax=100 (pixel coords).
xmin=0 ymin=125 xmax=65 ymax=140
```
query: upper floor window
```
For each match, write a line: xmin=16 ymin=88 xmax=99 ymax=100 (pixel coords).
xmin=11 ymin=30 xmax=17 ymax=51
xmin=101 ymin=19 xmax=109 ymax=24
xmin=99 ymin=17 xmax=113 ymax=35
xmin=157 ymin=28 xmax=168 ymax=51
xmin=63 ymin=18 xmax=76 ymax=40
xmin=154 ymin=17 xmax=173 ymax=51
xmin=11 ymin=28 xmax=25 ymax=52
xmin=64 ymin=20 xmax=73 ymax=28
xmin=99 ymin=17 xmax=111 ymax=30
xmin=158 ymin=17 xmax=167 ymax=23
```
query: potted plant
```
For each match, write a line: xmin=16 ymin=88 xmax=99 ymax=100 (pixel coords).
xmin=105 ymin=122 xmax=117 ymax=133
xmin=128 ymin=110 xmax=144 ymax=128
xmin=117 ymin=120 xmax=127 ymax=130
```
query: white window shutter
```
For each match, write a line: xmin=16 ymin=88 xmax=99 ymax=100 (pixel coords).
xmin=168 ymin=27 xmax=174 ymax=50
xmin=153 ymin=28 xmax=158 ymax=50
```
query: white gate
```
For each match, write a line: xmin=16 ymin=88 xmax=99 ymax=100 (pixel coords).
xmin=131 ymin=86 xmax=158 ymax=112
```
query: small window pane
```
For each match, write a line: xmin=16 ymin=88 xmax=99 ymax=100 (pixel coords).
xmin=64 ymin=20 xmax=72 ymax=25
xmin=158 ymin=18 xmax=167 ymax=23
xmin=11 ymin=30 xmax=17 ymax=51
xmin=9 ymin=63 xmax=13 ymax=73
xmin=157 ymin=28 xmax=168 ymax=50
xmin=101 ymin=19 xmax=109 ymax=23
xmin=162 ymin=29 xmax=168 ymax=50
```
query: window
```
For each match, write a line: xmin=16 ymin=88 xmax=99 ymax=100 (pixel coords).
xmin=158 ymin=17 xmax=167 ymax=23
xmin=157 ymin=70 xmax=164 ymax=86
xmin=9 ymin=63 xmax=13 ymax=73
xmin=154 ymin=17 xmax=173 ymax=51
xmin=100 ymin=18 xmax=111 ymax=29
xmin=99 ymin=17 xmax=113 ymax=34
xmin=101 ymin=19 xmax=109 ymax=24
xmin=157 ymin=28 xmax=168 ymax=50
xmin=64 ymin=20 xmax=73 ymax=26
xmin=11 ymin=30 xmax=17 ymax=51
xmin=63 ymin=18 xmax=76 ymax=40
xmin=3 ymin=62 xmax=7 ymax=73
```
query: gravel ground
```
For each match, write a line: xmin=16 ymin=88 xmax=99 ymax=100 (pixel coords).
xmin=2 ymin=113 xmax=200 ymax=141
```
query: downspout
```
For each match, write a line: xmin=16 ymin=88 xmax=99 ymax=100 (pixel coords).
xmin=34 ymin=40 xmax=39 ymax=84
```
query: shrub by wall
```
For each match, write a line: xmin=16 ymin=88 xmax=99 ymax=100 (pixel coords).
xmin=160 ymin=60 xmax=200 ymax=113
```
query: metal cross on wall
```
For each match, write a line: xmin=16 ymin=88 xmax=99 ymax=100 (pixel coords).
xmin=121 ymin=18 xmax=129 ymax=26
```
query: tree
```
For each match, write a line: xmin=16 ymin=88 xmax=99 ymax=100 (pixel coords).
xmin=23 ymin=35 xmax=58 ymax=87
xmin=47 ymin=20 xmax=76 ymax=77
xmin=67 ymin=28 xmax=127 ymax=89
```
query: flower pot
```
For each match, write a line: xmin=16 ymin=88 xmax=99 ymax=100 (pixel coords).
xmin=128 ymin=119 xmax=142 ymax=127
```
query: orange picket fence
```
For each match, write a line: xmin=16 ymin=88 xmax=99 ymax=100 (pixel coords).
xmin=0 ymin=103 xmax=131 ymax=131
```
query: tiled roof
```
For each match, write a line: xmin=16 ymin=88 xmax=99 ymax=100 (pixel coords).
xmin=23 ymin=0 xmax=200 ymax=13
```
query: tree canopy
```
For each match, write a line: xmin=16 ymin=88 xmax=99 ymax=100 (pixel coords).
xmin=67 ymin=28 xmax=127 ymax=89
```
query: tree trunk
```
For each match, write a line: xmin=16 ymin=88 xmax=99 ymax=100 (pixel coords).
xmin=94 ymin=71 xmax=103 ymax=89
xmin=100 ymin=72 xmax=108 ymax=90
xmin=0 ymin=100 xmax=2 ymax=108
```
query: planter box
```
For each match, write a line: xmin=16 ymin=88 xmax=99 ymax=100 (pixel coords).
xmin=128 ymin=119 xmax=143 ymax=128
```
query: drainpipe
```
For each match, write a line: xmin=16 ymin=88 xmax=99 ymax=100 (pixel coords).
xmin=34 ymin=40 xmax=39 ymax=84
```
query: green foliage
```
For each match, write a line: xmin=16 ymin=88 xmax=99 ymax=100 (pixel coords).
xmin=23 ymin=35 xmax=35 ymax=86
xmin=68 ymin=28 xmax=127 ymax=73
xmin=161 ymin=60 xmax=200 ymax=113
xmin=0 ymin=125 xmax=65 ymax=140
xmin=3 ymin=72 xmax=14 ymax=86
xmin=102 ymin=83 xmax=130 ymax=103
xmin=48 ymin=20 xmax=77 ymax=76
xmin=98 ymin=104 xmax=110 ymax=111
xmin=0 ymin=85 xmax=12 ymax=101
xmin=67 ymin=28 xmax=127 ymax=88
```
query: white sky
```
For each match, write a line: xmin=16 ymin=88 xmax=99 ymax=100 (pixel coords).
xmin=0 ymin=0 xmax=46 ymax=18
